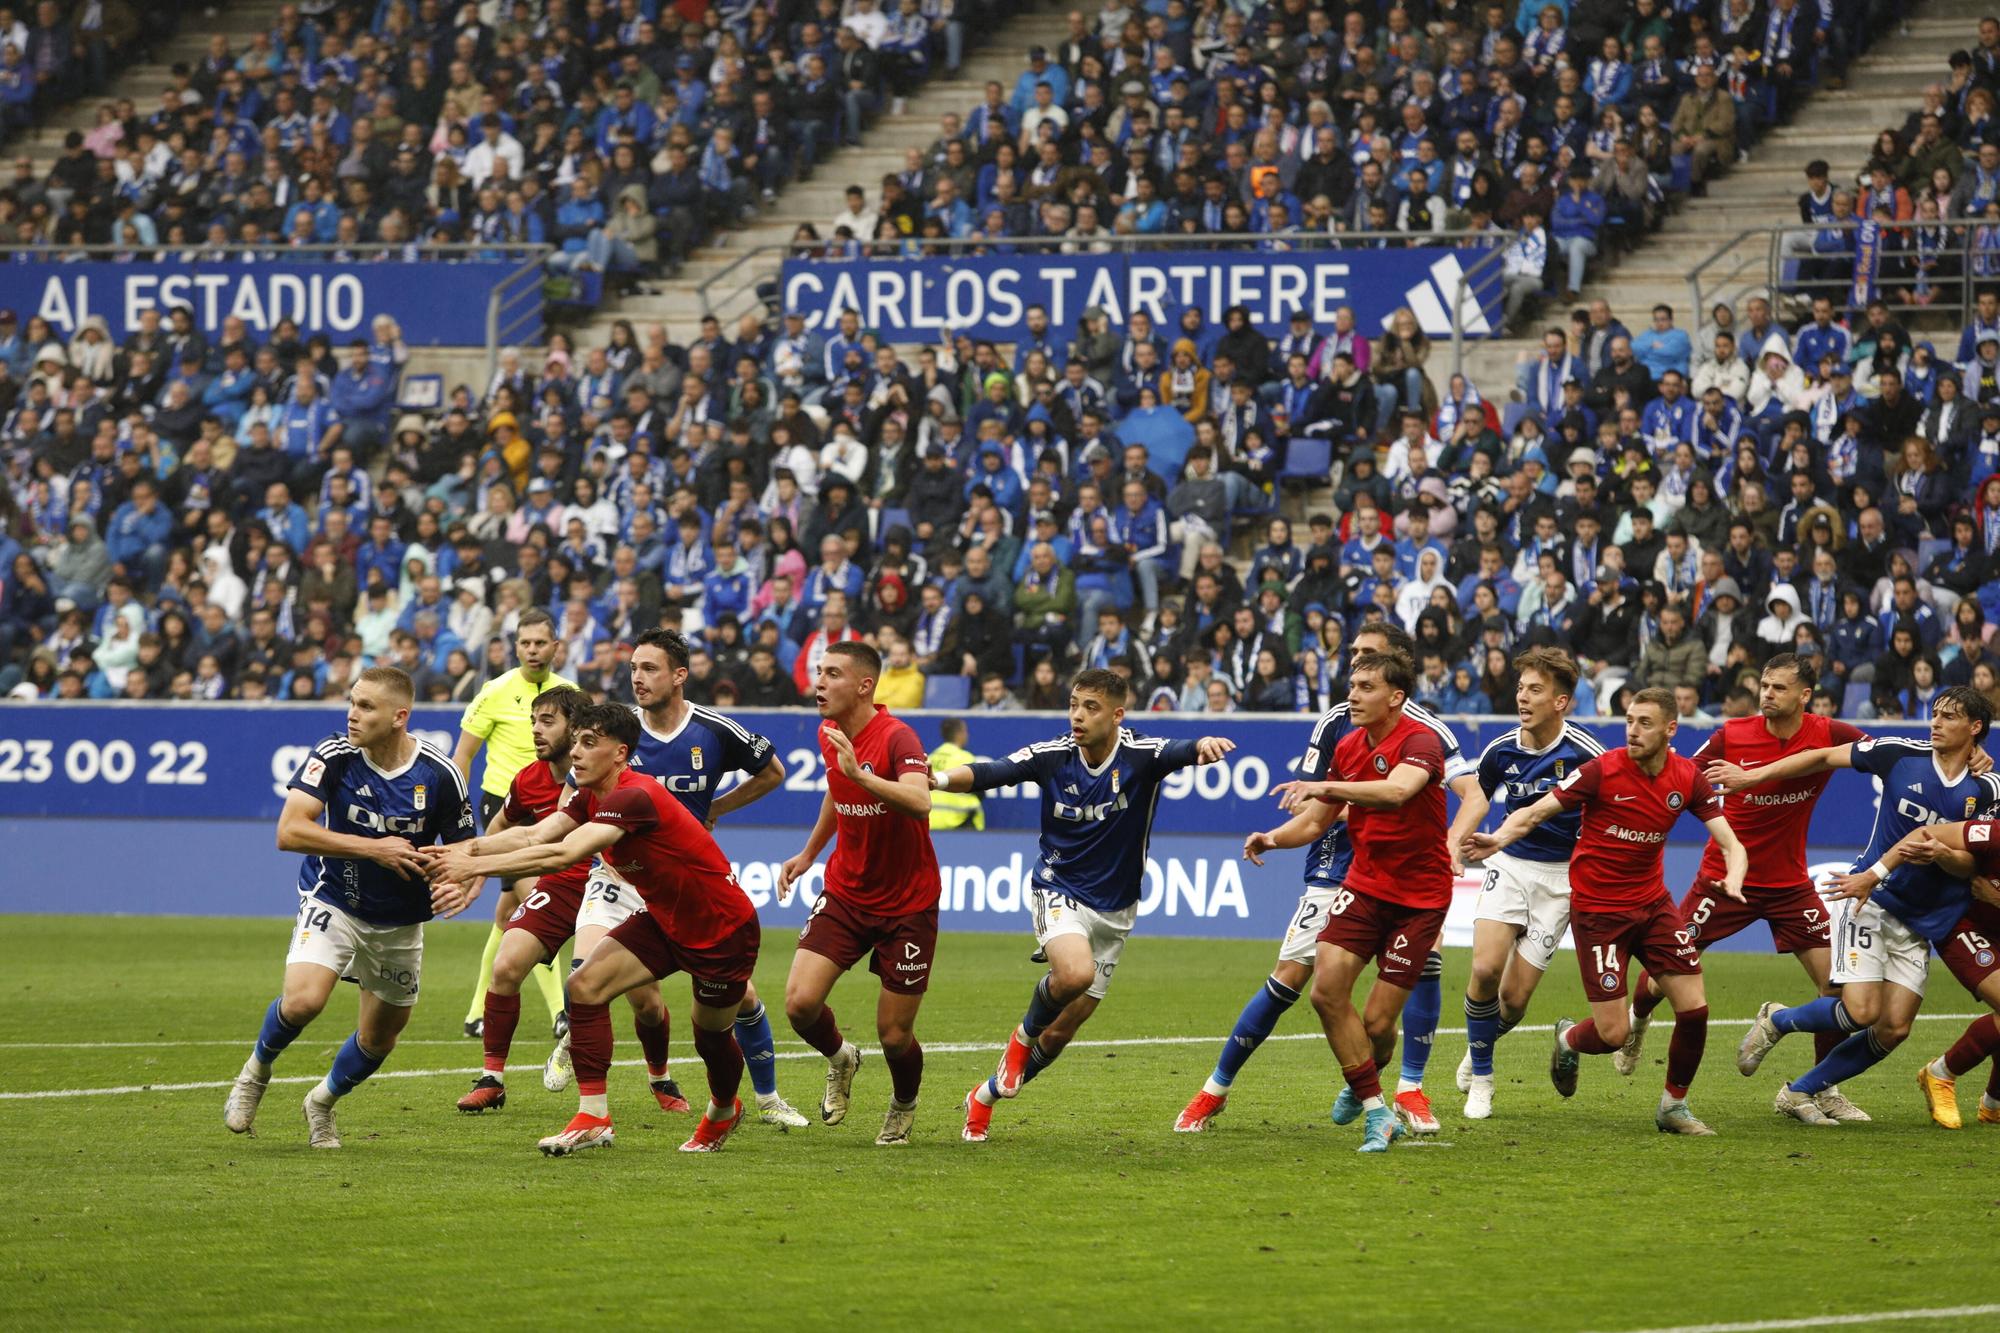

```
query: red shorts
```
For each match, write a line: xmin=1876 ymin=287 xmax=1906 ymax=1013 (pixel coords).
xmin=1678 ymin=878 xmax=1831 ymax=955
xmin=607 ymin=910 xmax=760 ymax=1009
xmin=1938 ymin=902 xmax=2000 ymax=998
xmin=1571 ymin=895 xmax=1700 ymax=1001
xmin=1313 ymin=885 xmax=1446 ymax=990
xmin=504 ymin=873 xmax=588 ymax=959
xmin=796 ymin=892 xmax=939 ymax=994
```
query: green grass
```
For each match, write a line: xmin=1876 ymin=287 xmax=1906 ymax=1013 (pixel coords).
xmin=1 ymin=916 xmax=1995 ymax=1331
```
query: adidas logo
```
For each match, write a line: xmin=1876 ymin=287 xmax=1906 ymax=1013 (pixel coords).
xmin=356 ymin=784 xmax=372 ymax=797
xmin=1908 ymin=783 xmax=1922 ymax=792
xmin=1391 ymin=253 xmax=1494 ymax=339
xmin=1504 ymin=764 xmax=1521 ymax=775
xmin=1064 ymin=784 xmax=1080 ymax=794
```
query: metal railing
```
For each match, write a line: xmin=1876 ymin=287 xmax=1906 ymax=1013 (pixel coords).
xmin=1688 ymin=218 xmax=1999 ymax=335
xmin=703 ymin=227 xmax=1520 ymax=358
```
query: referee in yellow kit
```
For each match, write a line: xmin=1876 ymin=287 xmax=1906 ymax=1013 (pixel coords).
xmin=451 ymin=607 xmax=577 ymax=1038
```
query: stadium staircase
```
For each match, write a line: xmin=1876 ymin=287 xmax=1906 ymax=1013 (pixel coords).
xmin=1458 ymin=0 xmax=1986 ymax=406
xmin=563 ymin=5 xmax=1079 ymax=353
xmin=15 ymin=3 xmax=286 ymax=177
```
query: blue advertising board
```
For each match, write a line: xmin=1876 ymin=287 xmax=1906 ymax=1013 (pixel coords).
xmin=779 ymin=245 xmax=1503 ymax=342
xmin=0 ymin=259 xmax=541 ymax=347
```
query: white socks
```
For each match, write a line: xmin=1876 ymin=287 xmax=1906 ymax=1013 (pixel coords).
xmin=579 ymin=1093 xmax=608 ymax=1117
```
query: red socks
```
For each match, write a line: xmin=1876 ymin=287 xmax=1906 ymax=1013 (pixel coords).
xmin=1665 ymin=1005 xmax=1709 ymax=1099
xmin=1342 ymin=1058 xmax=1382 ymax=1101
xmin=884 ymin=1042 xmax=923 ymax=1104
xmin=691 ymin=1023 xmax=745 ymax=1110
xmin=1564 ymin=1020 xmax=1618 ymax=1055
xmin=1631 ymin=978 xmax=1665 ymax=1021
xmin=793 ymin=1003 xmax=845 ymax=1059
xmin=569 ymin=1001 xmax=612 ymax=1096
xmin=634 ymin=1011 xmax=670 ymax=1079
xmin=1944 ymin=1013 xmax=2000 ymax=1078
xmin=482 ymin=991 xmax=520 ymax=1074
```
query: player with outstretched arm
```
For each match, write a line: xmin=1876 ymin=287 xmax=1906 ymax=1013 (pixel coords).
xmin=223 ymin=666 xmax=478 ymax=1149
xmin=1465 ymin=686 xmax=1746 ymax=1136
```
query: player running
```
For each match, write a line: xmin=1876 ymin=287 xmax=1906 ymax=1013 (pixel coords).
xmin=223 ymin=667 xmax=478 ymax=1148
xmin=452 ymin=609 xmax=575 ymax=1040
xmin=931 ymin=669 xmax=1234 ymax=1142
xmin=1466 ymin=686 xmax=1747 ymax=1136
xmin=426 ymin=704 xmax=763 ymax=1155
xmin=1259 ymin=651 xmax=1459 ymax=1153
xmin=1617 ymin=654 xmax=1873 ymax=1122
xmin=451 ymin=686 xmax=681 ymax=1117
xmin=537 ymin=629 xmax=805 ymax=1128
xmin=778 ymin=641 xmax=940 ymax=1146
xmin=1176 ymin=622 xmax=1476 ymax=1137
xmin=1444 ymin=648 xmax=1603 ymax=1119
xmin=1724 ymin=687 xmax=2000 ymax=1125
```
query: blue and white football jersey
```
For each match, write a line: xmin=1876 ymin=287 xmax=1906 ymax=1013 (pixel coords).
xmin=287 ymin=734 xmax=475 ymax=926
xmin=968 ymin=729 xmax=1202 ymax=912
xmin=1474 ymin=723 xmax=1605 ymax=862
xmin=1849 ymin=737 xmax=2000 ymax=940
xmin=627 ymin=702 xmax=777 ymax=824
xmin=1298 ymin=702 xmax=1475 ymax=887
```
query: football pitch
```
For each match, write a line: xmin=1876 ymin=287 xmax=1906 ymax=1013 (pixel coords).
xmin=2 ymin=916 xmax=1995 ymax=1332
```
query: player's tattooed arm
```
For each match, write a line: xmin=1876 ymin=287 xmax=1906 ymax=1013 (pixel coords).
xmin=1705 ymin=743 xmax=1851 ymax=793
xmin=1460 ymin=791 xmax=1564 ymax=863
xmin=277 ymin=791 xmax=427 ymax=881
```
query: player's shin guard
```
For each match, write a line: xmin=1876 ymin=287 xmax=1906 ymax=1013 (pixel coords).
xmin=1021 ymin=975 xmax=1064 ymax=1041
xmin=633 ymin=1011 xmax=670 ymax=1079
xmin=792 ymin=1004 xmax=846 ymax=1059
xmin=320 ymin=1032 xmax=388 ymax=1100
xmin=735 ymin=1003 xmax=779 ymax=1097
xmin=1563 ymin=1020 xmax=1619 ymax=1055
xmin=1791 ymin=1028 xmax=1893 ymax=1096
xmin=1773 ymin=995 xmax=1861 ymax=1036
xmin=1464 ymin=996 xmax=1501 ymax=1078
xmin=253 ymin=997 xmax=303 ymax=1069
xmin=885 ymin=1041 xmax=924 ymax=1104
xmin=569 ymin=1001 xmax=614 ymax=1114
xmin=483 ymin=992 xmax=521 ymax=1074
xmin=1944 ymin=1014 xmax=2000 ymax=1077
xmin=467 ymin=925 xmax=503 ymax=1022
xmin=1664 ymin=1005 xmax=1708 ymax=1099
xmin=1398 ymin=954 xmax=1444 ymax=1088
xmin=1206 ymin=975 xmax=1301 ymax=1095
xmin=691 ymin=1023 xmax=745 ymax=1113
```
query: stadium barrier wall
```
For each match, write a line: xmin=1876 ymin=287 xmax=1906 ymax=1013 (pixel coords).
xmin=0 ymin=705 xmax=1907 ymax=947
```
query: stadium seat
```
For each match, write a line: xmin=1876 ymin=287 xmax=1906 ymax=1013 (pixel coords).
xmin=1279 ymin=437 xmax=1333 ymax=488
xmin=923 ymin=675 xmax=971 ymax=710
xmin=876 ymin=508 xmax=912 ymax=542
xmin=1843 ymin=681 xmax=1872 ymax=717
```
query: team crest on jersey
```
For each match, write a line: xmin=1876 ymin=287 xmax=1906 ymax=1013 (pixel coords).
xmin=861 ymin=762 xmax=875 ymax=774
xmin=1111 ymin=769 xmax=1121 ymax=794
xmin=1977 ymin=949 xmax=1996 ymax=968
xmin=414 ymin=784 xmax=427 ymax=811
xmin=1374 ymin=755 xmax=1389 ymax=774
xmin=1968 ymin=796 xmax=1980 ymax=817
xmin=1667 ymin=791 xmax=1683 ymax=810
xmin=691 ymin=746 xmax=704 ymax=771
xmin=1600 ymin=972 xmax=1619 ymax=990
xmin=1554 ymin=760 xmax=1565 ymax=778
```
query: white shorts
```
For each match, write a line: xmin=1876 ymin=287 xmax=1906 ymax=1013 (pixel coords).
xmin=1829 ymin=897 xmax=1930 ymax=997
xmin=1471 ymin=851 xmax=1573 ymax=973
xmin=578 ymin=864 xmax=646 ymax=935
xmin=1279 ymin=883 xmax=1349 ymax=967
xmin=286 ymin=894 xmax=423 ymax=1007
xmin=1030 ymin=884 xmax=1136 ymax=1000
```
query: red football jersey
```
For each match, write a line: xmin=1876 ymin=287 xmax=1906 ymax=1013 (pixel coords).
xmin=820 ymin=706 xmax=941 ymax=915
xmin=561 ymin=770 xmax=754 ymax=949
xmin=1691 ymin=715 xmax=1866 ymax=888
xmin=1334 ymin=711 xmax=1452 ymax=909
xmin=1553 ymin=749 xmax=1724 ymax=911
xmin=503 ymin=760 xmax=589 ymax=895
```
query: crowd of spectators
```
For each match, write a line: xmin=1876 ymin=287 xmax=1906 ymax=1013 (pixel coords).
xmin=5 ymin=2 xmax=2000 ymax=729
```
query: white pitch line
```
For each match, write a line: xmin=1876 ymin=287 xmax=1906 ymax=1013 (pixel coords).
xmin=0 ymin=1013 xmax=1988 ymax=1102
xmin=1593 ymin=1304 xmax=2000 ymax=1333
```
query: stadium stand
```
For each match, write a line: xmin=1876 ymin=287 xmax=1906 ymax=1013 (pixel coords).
xmin=4 ymin=0 xmax=1999 ymax=732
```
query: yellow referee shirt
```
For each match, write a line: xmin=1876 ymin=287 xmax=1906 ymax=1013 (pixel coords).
xmin=459 ymin=667 xmax=578 ymax=797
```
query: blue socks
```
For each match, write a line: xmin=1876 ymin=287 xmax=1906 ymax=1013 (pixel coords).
xmin=1465 ymin=996 xmax=1501 ymax=1077
xmin=1209 ymin=975 xmax=1302 ymax=1090
xmin=1022 ymin=975 xmax=1064 ymax=1040
xmin=253 ymin=998 xmax=302 ymax=1068
xmin=1791 ymin=1028 xmax=1891 ymax=1096
xmin=320 ymin=1032 xmax=388 ymax=1100
xmin=985 ymin=1042 xmax=1060 ymax=1102
xmin=1399 ymin=953 xmax=1445 ymax=1084
xmin=1773 ymin=996 xmax=1860 ymax=1035
xmin=735 ymin=1002 xmax=779 ymax=1098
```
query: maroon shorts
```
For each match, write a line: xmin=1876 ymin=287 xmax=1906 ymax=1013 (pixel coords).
xmin=1678 ymin=878 xmax=1831 ymax=955
xmin=796 ymin=892 xmax=939 ymax=994
xmin=607 ymin=909 xmax=760 ymax=1009
xmin=1938 ymin=903 xmax=2000 ymax=998
xmin=1572 ymin=895 xmax=1700 ymax=1001
xmin=1313 ymin=885 xmax=1446 ymax=990
xmin=505 ymin=874 xmax=588 ymax=959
